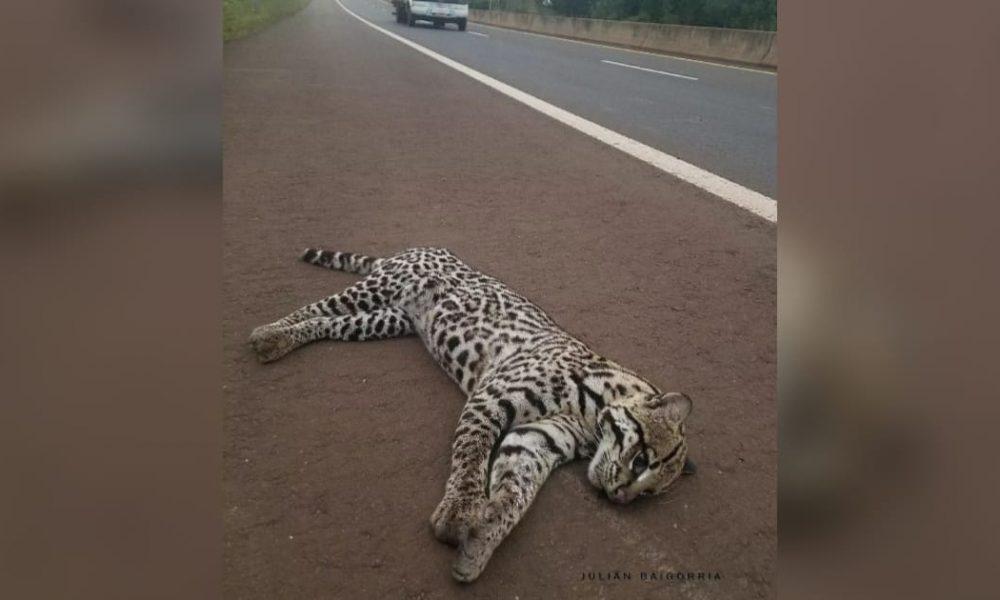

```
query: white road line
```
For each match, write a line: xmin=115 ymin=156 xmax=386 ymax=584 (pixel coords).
xmin=473 ymin=22 xmax=776 ymax=76
xmin=601 ymin=59 xmax=698 ymax=81
xmin=334 ymin=0 xmax=776 ymax=222
xmin=468 ymin=31 xmax=489 ymax=38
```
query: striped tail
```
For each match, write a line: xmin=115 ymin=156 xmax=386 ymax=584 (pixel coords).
xmin=302 ymin=248 xmax=384 ymax=275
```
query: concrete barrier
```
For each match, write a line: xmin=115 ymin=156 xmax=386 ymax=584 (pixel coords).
xmin=469 ymin=11 xmax=777 ymax=69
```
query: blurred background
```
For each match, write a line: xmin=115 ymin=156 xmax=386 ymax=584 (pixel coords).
xmin=779 ymin=1 xmax=999 ymax=598
xmin=0 ymin=1 xmax=220 ymax=598
xmin=1 ymin=0 xmax=997 ymax=599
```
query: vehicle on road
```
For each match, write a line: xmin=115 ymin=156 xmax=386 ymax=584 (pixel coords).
xmin=393 ymin=0 xmax=468 ymax=31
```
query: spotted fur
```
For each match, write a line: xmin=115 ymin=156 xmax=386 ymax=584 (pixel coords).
xmin=249 ymin=247 xmax=695 ymax=582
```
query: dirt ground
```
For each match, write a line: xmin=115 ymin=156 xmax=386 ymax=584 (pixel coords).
xmin=223 ymin=1 xmax=775 ymax=598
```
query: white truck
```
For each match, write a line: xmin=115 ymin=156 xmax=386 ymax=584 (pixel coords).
xmin=392 ymin=0 xmax=469 ymax=31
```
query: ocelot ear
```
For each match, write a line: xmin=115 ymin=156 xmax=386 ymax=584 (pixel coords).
xmin=646 ymin=392 xmax=692 ymax=424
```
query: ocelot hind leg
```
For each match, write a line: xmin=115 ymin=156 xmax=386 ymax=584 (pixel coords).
xmin=255 ymin=276 xmax=395 ymax=331
xmin=250 ymin=307 xmax=413 ymax=362
xmin=249 ymin=269 xmax=407 ymax=361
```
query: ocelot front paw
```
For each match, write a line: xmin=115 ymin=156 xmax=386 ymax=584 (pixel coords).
xmin=430 ymin=494 xmax=481 ymax=547
xmin=451 ymin=500 xmax=503 ymax=583
xmin=249 ymin=325 xmax=294 ymax=363
xmin=452 ymin=533 xmax=491 ymax=583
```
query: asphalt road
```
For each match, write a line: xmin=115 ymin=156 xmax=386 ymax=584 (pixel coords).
xmin=224 ymin=0 xmax=776 ymax=598
xmin=342 ymin=0 xmax=777 ymax=197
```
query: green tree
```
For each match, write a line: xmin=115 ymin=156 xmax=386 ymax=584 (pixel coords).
xmin=541 ymin=0 xmax=777 ymax=31
xmin=669 ymin=0 xmax=708 ymax=25
xmin=549 ymin=0 xmax=594 ymax=17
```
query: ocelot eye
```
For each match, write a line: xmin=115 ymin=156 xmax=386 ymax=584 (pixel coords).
xmin=631 ymin=451 xmax=649 ymax=476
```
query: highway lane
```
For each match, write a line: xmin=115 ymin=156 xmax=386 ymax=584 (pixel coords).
xmin=341 ymin=0 xmax=776 ymax=197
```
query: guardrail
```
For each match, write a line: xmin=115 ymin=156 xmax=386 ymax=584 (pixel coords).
xmin=468 ymin=10 xmax=777 ymax=69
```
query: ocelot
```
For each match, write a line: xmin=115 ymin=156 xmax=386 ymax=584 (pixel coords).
xmin=249 ymin=246 xmax=695 ymax=582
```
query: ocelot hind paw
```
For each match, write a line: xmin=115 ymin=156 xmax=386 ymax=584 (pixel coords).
xmin=249 ymin=325 xmax=294 ymax=363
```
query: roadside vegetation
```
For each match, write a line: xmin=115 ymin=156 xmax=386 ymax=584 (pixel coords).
xmin=471 ymin=0 xmax=776 ymax=31
xmin=224 ymin=0 xmax=312 ymax=42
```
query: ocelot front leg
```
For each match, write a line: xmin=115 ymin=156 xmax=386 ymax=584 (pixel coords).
xmin=431 ymin=388 xmax=518 ymax=547
xmin=451 ymin=415 xmax=593 ymax=582
xmin=249 ymin=306 xmax=413 ymax=362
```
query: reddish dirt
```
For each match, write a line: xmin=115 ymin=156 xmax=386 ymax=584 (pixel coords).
xmin=224 ymin=2 xmax=775 ymax=598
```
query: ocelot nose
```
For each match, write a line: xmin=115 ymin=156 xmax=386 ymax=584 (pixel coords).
xmin=609 ymin=488 xmax=629 ymax=504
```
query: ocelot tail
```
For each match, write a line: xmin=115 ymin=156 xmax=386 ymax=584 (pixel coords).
xmin=249 ymin=246 xmax=696 ymax=582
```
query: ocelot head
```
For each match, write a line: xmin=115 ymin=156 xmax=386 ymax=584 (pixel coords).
xmin=588 ymin=392 xmax=695 ymax=504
